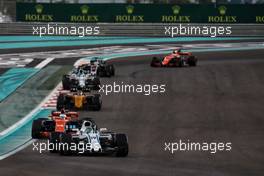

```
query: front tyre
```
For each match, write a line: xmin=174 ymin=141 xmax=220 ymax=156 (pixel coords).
xmin=62 ymin=75 xmax=71 ymax=90
xmin=109 ymin=64 xmax=115 ymax=76
xmin=151 ymin=57 xmax=162 ymax=67
xmin=49 ymin=132 xmax=61 ymax=153
xmin=188 ymin=56 xmax=197 ymax=67
xmin=115 ymin=134 xmax=129 ymax=157
xmin=92 ymin=77 xmax=101 ymax=90
xmin=31 ymin=118 xmax=47 ymax=139
xmin=105 ymin=65 xmax=112 ymax=77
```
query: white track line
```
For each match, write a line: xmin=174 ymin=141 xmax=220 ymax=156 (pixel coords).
xmin=35 ymin=57 xmax=54 ymax=69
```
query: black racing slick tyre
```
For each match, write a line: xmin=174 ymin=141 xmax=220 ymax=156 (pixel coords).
xmin=49 ymin=132 xmax=61 ymax=153
xmin=97 ymin=67 xmax=104 ymax=77
xmin=59 ymin=133 xmax=73 ymax=156
xmin=31 ymin=118 xmax=46 ymax=139
xmin=110 ymin=65 xmax=115 ymax=76
xmin=115 ymin=134 xmax=129 ymax=157
xmin=106 ymin=64 xmax=115 ymax=76
xmin=150 ymin=57 xmax=161 ymax=67
xmin=188 ymin=56 xmax=197 ymax=67
xmin=56 ymin=94 xmax=65 ymax=111
xmin=93 ymin=77 xmax=101 ymax=90
xmin=62 ymin=75 xmax=71 ymax=90
xmin=179 ymin=59 xmax=184 ymax=67
xmin=105 ymin=65 xmax=112 ymax=77
xmin=93 ymin=94 xmax=102 ymax=111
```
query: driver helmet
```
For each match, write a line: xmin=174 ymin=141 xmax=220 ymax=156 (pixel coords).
xmin=81 ymin=121 xmax=93 ymax=133
xmin=60 ymin=109 xmax=66 ymax=118
xmin=173 ymin=49 xmax=181 ymax=54
xmin=84 ymin=121 xmax=92 ymax=127
xmin=90 ymin=57 xmax=98 ymax=64
xmin=60 ymin=114 xmax=66 ymax=119
xmin=85 ymin=126 xmax=93 ymax=133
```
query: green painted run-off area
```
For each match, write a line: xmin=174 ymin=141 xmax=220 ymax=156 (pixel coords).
xmin=0 ymin=68 xmax=39 ymax=102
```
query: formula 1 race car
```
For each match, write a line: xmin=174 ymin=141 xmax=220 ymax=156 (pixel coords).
xmin=56 ymin=91 xmax=102 ymax=111
xmin=31 ymin=110 xmax=79 ymax=139
xmin=50 ymin=118 xmax=129 ymax=157
xmin=62 ymin=67 xmax=100 ymax=91
xmin=151 ymin=48 xmax=197 ymax=67
xmin=76 ymin=57 xmax=115 ymax=77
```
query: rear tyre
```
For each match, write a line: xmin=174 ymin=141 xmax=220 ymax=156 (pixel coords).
xmin=179 ymin=59 xmax=184 ymax=67
xmin=93 ymin=94 xmax=102 ymax=111
xmin=115 ymin=134 xmax=129 ymax=157
xmin=56 ymin=94 xmax=65 ymax=111
xmin=59 ymin=133 xmax=73 ymax=156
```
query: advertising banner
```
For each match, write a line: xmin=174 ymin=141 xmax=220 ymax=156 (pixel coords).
xmin=16 ymin=3 xmax=264 ymax=23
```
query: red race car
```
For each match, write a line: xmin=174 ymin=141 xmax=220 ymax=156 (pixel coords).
xmin=151 ymin=49 xmax=197 ymax=67
xmin=31 ymin=109 xmax=79 ymax=139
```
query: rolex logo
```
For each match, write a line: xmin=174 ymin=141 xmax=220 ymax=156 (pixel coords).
xmin=35 ymin=4 xmax=43 ymax=14
xmin=81 ymin=5 xmax=89 ymax=15
xmin=218 ymin=6 xmax=227 ymax=15
xmin=172 ymin=5 xmax=181 ymax=15
xmin=126 ymin=5 xmax=134 ymax=14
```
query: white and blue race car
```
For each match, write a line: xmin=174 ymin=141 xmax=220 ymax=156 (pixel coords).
xmin=49 ymin=118 xmax=128 ymax=157
xmin=75 ymin=57 xmax=115 ymax=77
xmin=62 ymin=67 xmax=101 ymax=91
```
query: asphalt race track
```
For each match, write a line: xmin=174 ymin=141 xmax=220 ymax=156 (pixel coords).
xmin=0 ymin=49 xmax=264 ymax=176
